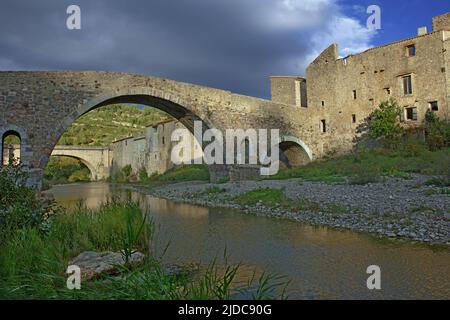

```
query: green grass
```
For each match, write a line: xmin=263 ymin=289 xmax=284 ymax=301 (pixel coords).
xmin=235 ymin=188 xmax=350 ymax=215
xmin=0 ymin=201 xmax=152 ymax=299
xmin=202 ymin=186 xmax=227 ymax=195
xmin=235 ymin=188 xmax=286 ymax=206
xmin=148 ymin=165 xmax=210 ymax=182
xmin=266 ymin=147 xmax=449 ymax=184
xmin=425 ymin=188 xmax=450 ymax=196
xmin=0 ymin=201 xmax=287 ymax=300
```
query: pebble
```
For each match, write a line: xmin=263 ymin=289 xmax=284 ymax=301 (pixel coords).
xmin=137 ymin=174 xmax=450 ymax=245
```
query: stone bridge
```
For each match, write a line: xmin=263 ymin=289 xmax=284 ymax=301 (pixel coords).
xmin=0 ymin=71 xmax=322 ymax=189
xmin=51 ymin=146 xmax=111 ymax=181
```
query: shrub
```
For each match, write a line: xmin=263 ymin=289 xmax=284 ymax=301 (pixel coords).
xmin=0 ymin=165 xmax=48 ymax=237
xmin=68 ymin=168 xmax=91 ymax=183
xmin=369 ymin=99 xmax=403 ymax=147
xmin=425 ymin=111 xmax=450 ymax=151
xmin=138 ymin=167 xmax=149 ymax=182
xmin=122 ymin=165 xmax=132 ymax=178
xmin=111 ymin=165 xmax=134 ymax=183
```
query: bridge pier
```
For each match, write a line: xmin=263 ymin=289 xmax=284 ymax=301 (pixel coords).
xmin=1 ymin=71 xmax=319 ymax=192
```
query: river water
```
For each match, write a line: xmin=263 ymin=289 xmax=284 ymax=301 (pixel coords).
xmin=49 ymin=182 xmax=450 ymax=299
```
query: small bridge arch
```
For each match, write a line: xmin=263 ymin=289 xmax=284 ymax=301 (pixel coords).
xmin=51 ymin=146 xmax=111 ymax=181
xmin=278 ymin=135 xmax=313 ymax=169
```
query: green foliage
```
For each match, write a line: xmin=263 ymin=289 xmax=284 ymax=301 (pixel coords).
xmin=0 ymin=202 xmax=152 ymax=299
xmin=234 ymin=187 xmax=323 ymax=213
xmin=216 ymin=176 xmax=230 ymax=184
xmin=44 ymin=156 xmax=90 ymax=185
xmin=235 ymin=188 xmax=286 ymax=206
xmin=3 ymin=135 xmax=20 ymax=145
xmin=425 ymin=111 xmax=450 ymax=151
xmin=122 ymin=165 xmax=132 ymax=178
xmin=369 ymin=99 xmax=403 ymax=146
xmin=68 ymin=168 xmax=91 ymax=183
xmin=203 ymin=186 xmax=227 ymax=195
xmin=348 ymin=164 xmax=382 ymax=185
xmin=0 ymin=165 xmax=47 ymax=238
xmin=138 ymin=167 xmax=149 ymax=182
xmin=111 ymin=165 xmax=134 ymax=183
xmin=266 ymin=147 xmax=449 ymax=183
xmin=58 ymin=104 xmax=170 ymax=146
xmin=0 ymin=199 xmax=287 ymax=300
xmin=119 ymin=209 xmax=150 ymax=265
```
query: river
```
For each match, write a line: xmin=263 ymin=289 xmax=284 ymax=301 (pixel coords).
xmin=49 ymin=182 xmax=450 ymax=299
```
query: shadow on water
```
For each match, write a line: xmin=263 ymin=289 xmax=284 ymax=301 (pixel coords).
xmin=49 ymin=182 xmax=450 ymax=299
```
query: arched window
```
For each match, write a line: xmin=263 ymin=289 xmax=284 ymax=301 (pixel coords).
xmin=2 ymin=130 xmax=21 ymax=166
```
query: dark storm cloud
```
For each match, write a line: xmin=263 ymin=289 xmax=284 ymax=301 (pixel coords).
xmin=0 ymin=0 xmax=373 ymax=97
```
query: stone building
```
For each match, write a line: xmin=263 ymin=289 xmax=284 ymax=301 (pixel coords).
xmin=270 ymin=12 xmax=450 ymax=154
xmin=110 ymin=119 xmax=203 ymax=177
xmin=1 ymin=12 xmax=449 ymax=188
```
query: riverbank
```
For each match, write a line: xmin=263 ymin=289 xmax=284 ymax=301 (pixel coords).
xmin=135 ymin=174 xmax=450 ymax=245
xmin=0 ymin=201 xmax=284 ymax=299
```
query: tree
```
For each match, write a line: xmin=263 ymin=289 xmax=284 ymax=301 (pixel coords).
xmin=425 ymin=110 xmax=450 ymax=151
xmin=369 ymin=99 xmax=403 ymax=146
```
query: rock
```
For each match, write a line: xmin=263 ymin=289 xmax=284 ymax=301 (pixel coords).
xmin=386 ymin=232 xmax=396 ymax=237
xmin=69 ymin=251 xmax=145 ymax=280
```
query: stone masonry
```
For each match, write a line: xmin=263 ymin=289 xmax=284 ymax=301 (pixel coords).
xmin=271 ymin=12 xmax=450 ymax=155
xmin=1 ymin=12 xmax=449 ymax=189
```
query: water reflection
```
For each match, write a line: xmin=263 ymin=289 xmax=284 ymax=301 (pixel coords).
xmin=49 ymin=183 xmax=450 ymax=299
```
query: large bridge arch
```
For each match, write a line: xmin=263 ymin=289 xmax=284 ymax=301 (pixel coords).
xmin=0 ymin=71 xmax=321 ymax=189
xmin=62 ymin=91 xmax=214 ymax=148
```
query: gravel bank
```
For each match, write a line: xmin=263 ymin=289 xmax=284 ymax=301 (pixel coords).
xmin=135 ymin=175 xmax=450 ymax=245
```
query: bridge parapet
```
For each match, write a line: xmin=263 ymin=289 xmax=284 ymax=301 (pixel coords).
xmin=0 ymin=71 xmax=321 ymax=189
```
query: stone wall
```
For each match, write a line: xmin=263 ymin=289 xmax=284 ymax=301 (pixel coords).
xmin=0 ymin=70 xmax=318 ymax=188
xmin=433 ymin=12 xmax=450 ymax=32
xmin=270 ymin=76 xmax=307 ymax=107
xmin=2 ymin=12 xmax=449 ymax=189
xmin=110 ymin=120 xmax=203 ymax=178
xmin=271 ymin=13 xmax=450 ymax=155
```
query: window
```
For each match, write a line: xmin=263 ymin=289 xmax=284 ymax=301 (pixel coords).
xmin=321 ymin=101 xmax=325 ymax=107
xmin=2 ymin=131 xmax=21 ymax=166
xmin=320 ymin=120 xmax=327 ymax=133
xmin=162 ymin=136 xmax=165 ymax=145
xmin=406 ymin=45 xmax=416 ymax=57
xmin=352 ymin=114 xmax=356 ymax=123
xmin=384 ymin=87 xmax=391 ymax=95
xmin=403 ymin=75 xmax=413 ymax=95
xmin=430 ymin=101 xmax=439 ymax=112
xmin=295 ymin=80 xmax=301 ymax=107
xmin=405 ymin=107 xmax=418 ymax=121
xmin=352 ymin=90 xmax=357 ymax=99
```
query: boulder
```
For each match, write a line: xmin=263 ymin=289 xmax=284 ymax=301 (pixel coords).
xmin=69 ymin=251 xmax=145 ymax=280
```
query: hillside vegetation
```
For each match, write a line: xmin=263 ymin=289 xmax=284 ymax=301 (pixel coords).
xmin=58 ymin=104 xmax=171 ymax=146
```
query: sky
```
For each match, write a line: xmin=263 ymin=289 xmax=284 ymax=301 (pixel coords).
xmin=0 ymin=0 xmax=449 ymax=98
